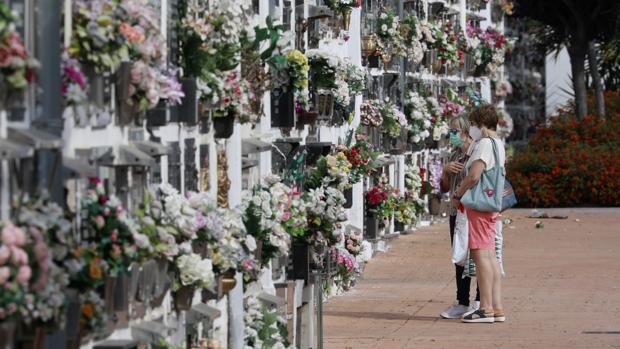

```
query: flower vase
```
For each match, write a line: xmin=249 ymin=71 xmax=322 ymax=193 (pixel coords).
xmin=64 ymin=289 xmax=81 ymax=344
xmin=0 ymin=321 xmax=16 ymax=349
xmin=255 ymin=240 xmax=264 ymax=266
xmin=429 ymin=195 xmax=442 ymax=216
xmin=326 ymin=248 xmax=338 ymax=276
xmin=173 ymin=286 xmax=196 ymax=311
xmin=128 ymin=263 xmax=141 ymax=302
xmin=213 ymin=110 xmax=236 ymax=139
xmin=394 ymin=221 xmax=405 ymax=233
xmin=271 ymin=89 xmax=295 ymax=128
xmin=113 ymin=273 xmax=130 ymax=312
xmin=365 ymin=209 xmax=380 ymax=240
xmin=221 ymin=270 xmax=237 ymax=294
xmin=201 ymin=275 xmax=221 ymax=301
xmin=343 ymin=187 xmax=353 ymax=208
xmin=367 ymin=54 xmax=380 ymax=68
xmin=361 ymin=36 xmax=376 ymax=58
xmin=341 ymin=8 xmax=352 ymax=31
xmin=297 ymin=109 xmax=318 ymax=125
xmin=151 ymin=258 xmax=171 ymax=307
xmin=472 ymin=65 xmax=486 ymax=77
xmin=316 ymin=92 xmax=334 ymax=120
xmin=115 ymin=62 xmax=138 ymax=126
xmin=178 ymin=78 xmax=198 ymax=125
xmin=83 ymin=64 xmax=106 ymax=108
xmin=16 ymin=324 xmax=46 ymax=349
xmin=288 ymin=240 xmax=311 ymax=283
xmin=103 ymin=275 xmax=117 ymax=314
xmin=146 ymin=101 xmax=168 ymax=127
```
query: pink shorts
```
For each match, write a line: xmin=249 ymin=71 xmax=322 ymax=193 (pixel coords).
xmin=466 ymin=209 xmax=498 ymax=250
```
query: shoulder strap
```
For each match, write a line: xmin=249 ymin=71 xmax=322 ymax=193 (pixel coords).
xmin=487 ymin=137 xmax=502 ymax=186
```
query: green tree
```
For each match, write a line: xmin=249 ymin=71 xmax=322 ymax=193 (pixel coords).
xmin=514 ymin=0 xmax=620 ymax=119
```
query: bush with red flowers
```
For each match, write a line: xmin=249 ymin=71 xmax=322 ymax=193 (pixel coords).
xmin=508 ymin=91 xmax=620 ymax=207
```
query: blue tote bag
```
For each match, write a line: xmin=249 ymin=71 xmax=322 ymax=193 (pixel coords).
xmin=461 ymin=138 xmax=505 ymax=212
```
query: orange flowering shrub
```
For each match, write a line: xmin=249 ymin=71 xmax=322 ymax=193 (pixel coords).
xmin=508 ymin=91 xmax=620 ymax=207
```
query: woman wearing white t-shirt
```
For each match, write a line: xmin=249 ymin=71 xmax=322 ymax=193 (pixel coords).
xmin=451 ymin=105 xmax=506 ymax=323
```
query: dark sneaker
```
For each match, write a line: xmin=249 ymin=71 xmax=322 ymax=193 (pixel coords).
xmin=462 ymin=309 xmax=495 ymax=323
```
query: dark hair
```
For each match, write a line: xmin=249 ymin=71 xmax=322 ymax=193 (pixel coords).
xmin=469 ymin=104 xmax=499 ymax=130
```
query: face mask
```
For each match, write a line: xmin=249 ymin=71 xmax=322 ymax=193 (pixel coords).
xmin=469 ymin=126 xmax=483 ymax=140
xmin=450 ymin=132 xmax=464 ymax=148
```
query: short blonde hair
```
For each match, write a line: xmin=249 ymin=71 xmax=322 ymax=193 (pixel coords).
xmin=449 ymin=114 xmax=471 ymax=134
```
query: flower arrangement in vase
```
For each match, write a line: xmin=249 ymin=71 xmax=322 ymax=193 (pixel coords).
xmin=465 ymin=23 xmax=510 ymax=78
xmin=303 ymin=186 xmax=347 ymax=248
xmin=324 ymin=0 xmax=361 ymax=31
xmin=432 ymin=21 xmax=466 ymax=70
xmin=336 ymin=135 xmax=378 ymax=184
xmin=81 ymin=177 xmax=148 ymax=277
xmin=179 ymin=0 xmax=255 ymax=125
xmin=117 ymin=0 xmax=184 ymax=114
xmin=244 ymin=293 xmax=292 ymax=349
xmin=61 ymin=51 xmax=88 ymax=108
xmin=345 ymin=62 xmax=366 ymax=96
xmin=242 ymin=175 xmax=303 ymax=267
xmin=69 ymin=0 xmax=129 ymax=73
xmin=394 ymin=191 xmax=425 ymax=226
xmin=379 ymin=101 xmax=408 ymax=139
xmin=400 ymin=13 xmax=426 ymax=64
xmin=329 ymin=246 xmax=360 ymax=291
xmin=360 ymin=100 xmax=383 ymax=127
xmin=0 ymin=223 xmax=34 ymax=322
xmin=0 ymin=4 xmax=39 ymax=103
xmin=404 ymin=91 xmax=434 ymax=144
xmin=366 ymin=183 xmax=398 ymax=220
xmin=306 ymin=152 xmax=353 ymax=191
xmin=375 ymin=7 xmax=404 ymax=61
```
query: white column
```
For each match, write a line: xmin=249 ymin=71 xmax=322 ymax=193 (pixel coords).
xmin=0 ymin=111 xmax=8 ymax=220
xmin=226 ymin=125 xmax=243 ymax=349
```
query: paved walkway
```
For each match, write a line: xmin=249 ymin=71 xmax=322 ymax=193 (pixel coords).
xmin=323 ymin=208 xmax=620 ymax=349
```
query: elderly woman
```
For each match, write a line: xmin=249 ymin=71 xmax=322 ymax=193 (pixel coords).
xmin=452 ymin=105 xmax=506 ymax=323
xmin=439 ymin=115 xmax=480 ymax=319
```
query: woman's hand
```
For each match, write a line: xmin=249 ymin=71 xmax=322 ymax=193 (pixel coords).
xmin=444 ymin=161 xmax=464 ymax=174
xmin=451 ymin=197 xmax=461 ymax=210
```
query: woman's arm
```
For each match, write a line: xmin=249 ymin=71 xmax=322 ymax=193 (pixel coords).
xmin=440 ymin=162 xmax=465 ymax=193
xmin=452 ymin=160 xmax=485 ymax=205
xmin=440 ymin=170 xmax=451 ymax=193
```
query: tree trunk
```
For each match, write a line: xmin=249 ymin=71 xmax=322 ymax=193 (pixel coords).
xmin=587 ymin=41 xmax=605 ymax=118
xmin=567 ymin=43 xmax=588 ymax=120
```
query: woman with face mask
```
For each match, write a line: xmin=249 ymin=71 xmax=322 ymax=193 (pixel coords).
xmin=439 ymin=115 xmax=480 ymax=319
xmin=452 ymin=105 xmax=506 ymax=323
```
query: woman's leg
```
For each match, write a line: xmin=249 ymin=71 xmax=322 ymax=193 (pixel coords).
xmin=491 ymin=254 xmax=503 ymax=313
xmin=471 ymin=249 xmax=494 ymax=312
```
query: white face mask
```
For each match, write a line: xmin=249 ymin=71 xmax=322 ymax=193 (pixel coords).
xmin=469 ymin=126 xmax=483 ymax=140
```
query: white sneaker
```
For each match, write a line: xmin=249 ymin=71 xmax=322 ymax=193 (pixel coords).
xmin=440 ymin=303 xmax=470 ymax=319
xmin=469 ymin=301 xmax=480 ymax=312
xmin=461 ymin=301 xmax=480 ymax=318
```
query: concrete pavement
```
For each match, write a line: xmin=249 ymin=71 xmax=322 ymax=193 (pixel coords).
xmin=323 ymin=208 xmax=620 ymax=349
